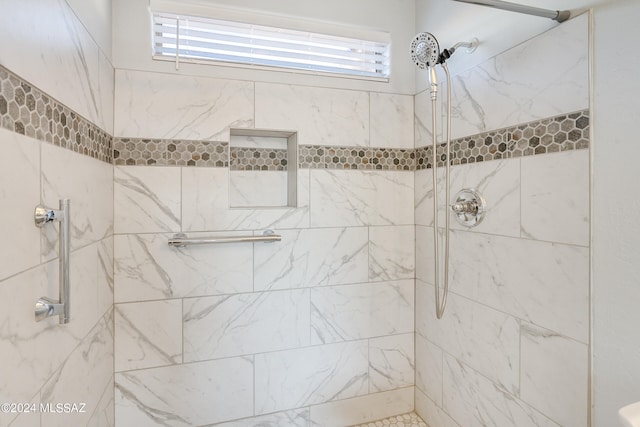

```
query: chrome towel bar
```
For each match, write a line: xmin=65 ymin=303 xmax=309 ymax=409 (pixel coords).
xmin=34 ymin=199 xmax=71 ymax=324
xmin=168 ymin=230 xmax=281 ymax=247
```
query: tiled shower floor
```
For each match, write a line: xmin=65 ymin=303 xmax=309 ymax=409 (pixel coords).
xmin=350 ymin=412 xmax=427 ymax=427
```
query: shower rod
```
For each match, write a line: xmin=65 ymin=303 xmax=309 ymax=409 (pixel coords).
xmin=451 ymin=0 xmax=570 ymax=22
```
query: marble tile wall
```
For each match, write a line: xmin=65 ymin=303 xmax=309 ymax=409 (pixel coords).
xmin=0 ymin=1 xmax=114 ymax=427
xmin=414 ymin=13 xmax=590 ymax=427
xmin=112 ymin=65 xmax=417 ymax=426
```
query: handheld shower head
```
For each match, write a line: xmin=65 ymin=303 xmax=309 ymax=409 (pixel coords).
xmin=410 ymin=32 xmax=440 ymax=69
xmin=411 ymin=32 xmax=441 ymax=100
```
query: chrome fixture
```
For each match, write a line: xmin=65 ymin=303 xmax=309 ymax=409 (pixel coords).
xmin=168 ymin=229 xmax=281 ymax=247
xmin=411 ymin=32 xmax=478 ymax=319
xmin=451 ymin=188 xmax=486 ymax=227
xmin=34 ymin=199 xmax=71 ymax=324
xmin=451 ymin=0 xmax=570 ymax=23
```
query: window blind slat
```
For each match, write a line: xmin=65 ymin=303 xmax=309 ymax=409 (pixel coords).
xmin=152 ymin=12 xmax=391 ymax=80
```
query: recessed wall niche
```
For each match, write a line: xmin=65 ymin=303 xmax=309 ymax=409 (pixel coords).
xmin=229 ymin=128 xmax=298 ymax=208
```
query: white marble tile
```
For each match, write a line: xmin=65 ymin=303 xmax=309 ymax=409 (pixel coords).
xmin=448 ymin=14 xmax=589 ymax=139
xmin=254 ymin=227 xmax=368 ymax=291
xmin=416 ymin=281 xmax=520 ymax=393
xmin=370 ymin=92 xmax=414 ymax=149
xmin=255 ymin=341 xmax=369 ymax=414
xmin=520 ymin=324 xmax=589 ymax=427
xmin=114 ymin=69 xmax=254 ymax=140
xmin=369 ymin=225 xmax=415 ymax=281
xmin=210 ymin=408 xmax=310 ymax=427
xmin=183 ymin=289 xmax=310 ymax=361
xmin=229 ymin=171 xmax=289 ymax=208
xmin=40 ymin=311 xmax=114 ymax=427
xmin=449 ymin=159 xmax=520 ymax=237
xmin=115 ymin=300 xmax=182 ymax=372
xmin=41 ymin=143 xmax=113 ymax=259
xmin=414 ymin=90 xmax=443 ymax=149
xmin=443 ymin=354 xmax=559 ymax=427
xmin=369 ymin=334 xmax=415 ymax=393
xmin=255 ymin=82 xmax=369 ymax=146
xmin=0 ymin=129 xmax=40 ymax=282
xmin=0 ymin=258 xmax=102 ymax=407
xmin=0 ymin=0 xmax=107 ymax=129
xmin=4 ymin=393 xmax=40 ymax=427
xmin=97 ymin=236 xmax=114 ymax=319
xmin=414 ymin=169 xmax=434 ymax=227
xmin=182 ymin=167 xmax=310 ymax=231
xmin=98 ymin=50 xmax=115 ymax=134
xmin=68 ymin=243 xmax=105 ymax=338
xmin=310 ymin=387 xmax=414 ymax=427
xmin=310 ymin=170 xmax=413 ymax=227
xmin=415 ymin=225 xmax=442 ymax=286
xmin=114 ymin=232 xmax=253 ymax=303
xmin=415 ymin=334 xmax=443 ymax=407
xmin=87 ymin=379 xmax=115 ymax=427
xmin=114 ymin=166 xmax=181 ymax=234
xmin=521 ymin=149 xmax=590 ymax=246
xmin=115 ymin=357 xmax=254 ymax=426
xmin=311 ymin=281 xmax=414 ymax=344
xmin=415 ymin=389 xmax=460 ymax=427
xmin=449 ymin=230 xmax=589 ymax=343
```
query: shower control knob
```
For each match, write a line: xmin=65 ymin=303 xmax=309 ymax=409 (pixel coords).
xmin=450 ymin=188 xmax=486 ymax=227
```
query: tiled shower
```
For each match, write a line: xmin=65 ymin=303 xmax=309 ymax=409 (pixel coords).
xmin=1 ymin=0 xmax=638 ymax=426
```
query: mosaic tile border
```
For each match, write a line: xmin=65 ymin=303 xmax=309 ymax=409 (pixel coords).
xmin=416 ymin=110 xmax=590 ymax=170
xmin=299 ymin=146 xmax=415 ymax=171
xmin=0 ymin=65 xmax=112 ymax=163
xmin=230 ymin=147 xmax=288 ymax=171
xmin=113 ymin=138 xmax=228 ymax=167
xmin=114 ymin=110 xmax=588 ymax=171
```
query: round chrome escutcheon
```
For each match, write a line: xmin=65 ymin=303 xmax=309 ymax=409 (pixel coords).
xmin=450 ymin=188 xmax=486 ymax=227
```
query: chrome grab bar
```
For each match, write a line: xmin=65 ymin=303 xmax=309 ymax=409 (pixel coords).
xmin=168 ymin=230 xmax=281 ymax=247
xmin=34 ymin=199 xmax=70 ymax=324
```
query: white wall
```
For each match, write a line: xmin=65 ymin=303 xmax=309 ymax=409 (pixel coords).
xmin=112 ymin=0 xmax=416 ymax=94
xmin=592 ymin=1 xmax=640 ymax=425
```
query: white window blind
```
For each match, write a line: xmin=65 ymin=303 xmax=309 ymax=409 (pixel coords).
xmin=152 ymin=12 xmax=391 ymax=80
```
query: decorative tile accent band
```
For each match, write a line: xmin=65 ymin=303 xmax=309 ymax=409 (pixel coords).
xmin=299 ymin=145 xmax=416 ymax=170
xmin=230 ymin=147 xmax=288 ymax=171
xmin=416 ymin=110 xmax=590 ymax=170
xmin=0 ymin=65 xmax=112 ymax=163
xmin=113 ymin=138 xmax=228 ymax=167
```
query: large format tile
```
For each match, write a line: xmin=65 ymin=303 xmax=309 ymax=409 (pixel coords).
xmin=521 ymin=149 xmax=590 ymax=246
xmin=449 ymin=230 xmax=589 ymax=343
xmin=42 ymin=143 xmax=113 ymax=258
xmin=254 ymin=227 xmax=368 ymax=291
xmin=115 ymin=357 xmax=254 ymax=426
xmin=520 ymin=324 xmax=588 ymax=427
xmin=416 ymin=281 xmax=520 ymax=393
xmin=255 ymin=82 xmax=369 ymax=146
xmin=182 ymin=167 xmax=310 ymax=231
xmin=0 ymin=129 xmax=40 ymax=281
xmin=415 ymin=334 xmax=443 ymax=407
xmin=310 ymin=387 xmax=414 ymax=427
xmin=310 ymin=170 xmax=413 ymax=227
xmin=369 ymin=334 xmax=415 ymax=392
xmin=183 ymin=289 xmax=310 ymax=361
xmin=114 ymin=69 xmax=254 ymax=140
xmin=311 ymin=281 xmax=414 ymax=344
xmin=114 ymin=232 xmax=253 ymax=302
xmin=449 ymin=13 xmax=589 ymax=139
xmin=0 ymin=0 xmax=108 ymax=129
xmin=442 ymin=355 xmax=559 ymax=427
xmin=369 ymin=225 xmax=415 ymax=281
xmin=370 ymin=92 xmax=414 ymax=149
xmin=254 ymin=341 xmax=369 ymax=414
xmin=415 ymin=389 xmax=460 ymax=427
xmin=115 ymin=300 xmax=182 ymax=372
xmin=211 ymin=408 xmax=310 ymax=427
xmin=114 ymin=166 xmax=180 ymax=234
xmin=40 ymin=311 xmax=114 ymax=427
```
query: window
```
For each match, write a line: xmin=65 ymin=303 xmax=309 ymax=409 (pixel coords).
xmin=152 ymin=12 xmax=391 ymax=80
